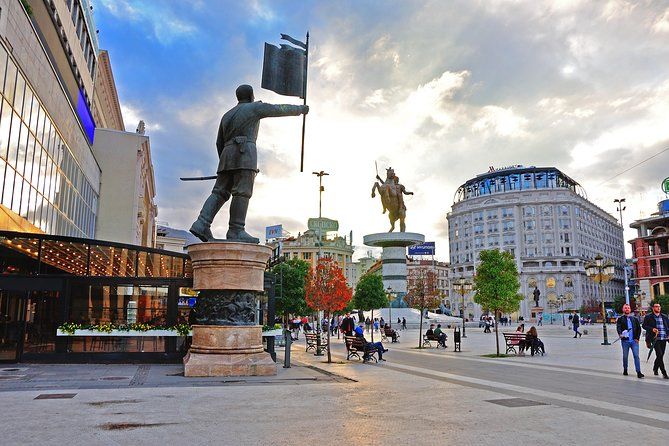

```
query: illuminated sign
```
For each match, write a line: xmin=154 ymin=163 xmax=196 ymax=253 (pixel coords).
xmin=662 ymin=177 xmax=669 ymax=194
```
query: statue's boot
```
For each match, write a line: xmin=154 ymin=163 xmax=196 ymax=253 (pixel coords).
xmin=189 ymin=191 xmax=231 ymax=242
xmin=226 ymin=196 xmax=260 ymax=244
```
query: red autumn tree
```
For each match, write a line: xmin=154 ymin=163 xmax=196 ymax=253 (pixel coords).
xmin=305 ymin=256 xmax=353 ymax=363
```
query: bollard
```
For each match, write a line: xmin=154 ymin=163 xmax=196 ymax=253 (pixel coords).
xmin=315 ymin=330 xmax=324 ymax=356
xmin=283 ymin=328 xmax=292 ymax=368
xmin=454 ymin=327 xmax=461 ymax=352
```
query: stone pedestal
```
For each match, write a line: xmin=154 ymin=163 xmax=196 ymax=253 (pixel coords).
xmin=363 ymin=232 xmax=425 ymax=296
xmin=183 ymin=242 xmax=276 ymax=377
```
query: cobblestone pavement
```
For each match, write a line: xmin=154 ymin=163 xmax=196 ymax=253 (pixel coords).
xmin=0 ymin=325 xmax=666 ymax=445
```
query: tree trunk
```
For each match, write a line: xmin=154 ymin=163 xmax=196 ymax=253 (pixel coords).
xmin=326 ymin=311 xmax=332 ymax=363
xmin=370 ymin=309 xmax=374 ymax=342
xmin=494 ymin=309 xmax=500 ymax=357
xmin=418 ymin=308 xmax=424 ymax=348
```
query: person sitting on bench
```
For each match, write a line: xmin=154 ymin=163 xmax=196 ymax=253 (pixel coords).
xmin=383 ymin=324 xmax=399 ymax=342
xmin=433 ymin=323 xmax=447 ymax=348
xmin=355 ymin=322 xmax=387 ymax=361
xmin=425 ymin=324 xmax=435 ymax=338
xmin=525 ymin=326 xmax=545 ymax=355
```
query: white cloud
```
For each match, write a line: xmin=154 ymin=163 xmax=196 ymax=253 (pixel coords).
xmin=98 ymin=0 xmax=197 ymax=44
xmin=248 ymin=0 xmax=276 ymax=22
xmin=121 ymin=104 xmax=162 ymax=133
xmin=472 ymin=106 xmax=529 ymax=138
xmin=652 ymin=7 xmax=669 ymax=33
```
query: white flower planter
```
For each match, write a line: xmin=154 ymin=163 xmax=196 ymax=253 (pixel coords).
xmin=57 ymin=329 xmax=192 ymax=337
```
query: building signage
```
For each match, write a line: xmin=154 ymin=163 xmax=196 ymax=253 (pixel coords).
xmin=265 ymin=224 xmax=283 ymax=239
xmin=408 ymin=242 xmax=436 ymax=256
xmin=307 ymin=218 xmax=339 ymax=232
xmin=662 ymin=177 xmax=669 ymax=194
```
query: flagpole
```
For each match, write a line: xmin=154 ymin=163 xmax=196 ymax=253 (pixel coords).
xmin=300 ymin=31 xmax=309 ymax=172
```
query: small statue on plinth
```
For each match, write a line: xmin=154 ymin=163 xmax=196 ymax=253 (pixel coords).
xmin=371 ymin=167 xmax=414 ymax=232
xmin=189 ymin=84 xmax=308 ymax=244
xmin=533 ymin=287 xmax=541 ymax=307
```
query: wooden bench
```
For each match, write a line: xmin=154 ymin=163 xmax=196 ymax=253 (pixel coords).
xmin=305 ymin=332 xmax=329 ymax=352
xmin=381 ymin=328 xmax=400 ymax=343
xmin=502 ymin=332 xmax=527 ymax=355
xmin=422 ymin=333 xmax=446 ymax=348
xmin=344 ymin=336 xmax=378 ymax=363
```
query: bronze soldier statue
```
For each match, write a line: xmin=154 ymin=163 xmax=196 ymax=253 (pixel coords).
xmin=190 ymin=85 xmax=308 ymax=243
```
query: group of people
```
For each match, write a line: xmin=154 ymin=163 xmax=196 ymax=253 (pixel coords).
xmin=425 ymin=324 xmax=448 ymax=348
xmin=514 ymin=324 xmax=546 ymax=355
xmin=616 ymin=302 xmax=669 ymax=379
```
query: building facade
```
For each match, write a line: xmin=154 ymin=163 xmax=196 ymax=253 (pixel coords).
xmin=92 ymin=50 xmax=124 ymax=132
xmin=447 ymin=166 xmax=626 ymax=320
xmin=629 ymin=199 xmax=669 ymax=310
xmin=0 ymin=0 xmax=100 ymax=238
xmin=156 ymin=224 xmax=199 ymax=254
xmin=407 ymin=258 xmax=450 ymax=311
xmin=270 ymin=222 xmax=354 ymax=286
xmin=92 ymin=123 xmax=157 ymax=247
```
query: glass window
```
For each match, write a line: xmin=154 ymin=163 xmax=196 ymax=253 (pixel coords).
xmin=0 ymin=100 xmax=12 ymax=159
xmin=486 ymin=209 xmax=498 ymax=219
xmin=524 ymin=220 xmax=536 ymax=230
xmin=474 ymin=224 xmax=484 ymax=235
xmin=523 ymin=206 xmax=535 ymax=217
xmin=502 ymin=207 xmax=513 ymax=218
xmin=474 ymin=211 xmax=483 ymax=221
xmin=559 ymin=218 xmax=571 ymax=229
xmin=0 ymin=44 xmax=7 ymax=93
xmin=503 ymin=234 xmax=514 ymax=245
xmin=7 ymin=112 xmax=20 ymax=168
xmin=541 ymin=205 xmax=552 ymax=216
xmin=525 ymin=233 xmax=535 ymax=244
xmin=3 ymin=58 xmax=17 ymax=105
xmin=560 ymin=205 xmax=569 ymax=215
xmin=542 ymin=232 xmax=554 ymax=244
xmin=503 ymin=220 xmax=514 ymax=231
xmin=488 ymin=222 xmax=499 ymax=233
xmin=541 ymin=218 xmax=552 ymax=230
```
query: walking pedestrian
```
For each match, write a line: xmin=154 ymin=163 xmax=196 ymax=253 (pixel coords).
xmin=572 ymin=311 xmax=582 ymax=338
xmin=642 ymin=303 xmax=669 ymax=378
xmin=616 ymin=304 xmax=643 ymax=378
xmin=537 ymin=313 xmax=543 ymax=326
xmin=340 ymin=312 xmax=355 ymax=336
xmin=402 ymin=317 xmax=407 ymax=330
xmin=365 ymin=317 xmax=371 ymax=333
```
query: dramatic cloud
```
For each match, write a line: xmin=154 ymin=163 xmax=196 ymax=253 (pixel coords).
xmin=94 ymin=0 xmax=669 ymax=259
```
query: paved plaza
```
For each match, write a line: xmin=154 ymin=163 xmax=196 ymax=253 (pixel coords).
xmin=0 ymin=324 xmax=667 ymax=445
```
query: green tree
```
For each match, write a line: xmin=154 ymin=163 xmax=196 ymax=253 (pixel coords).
xmin=613 ymin=295 xmax=637 ymax=313
xmin=271 ymin=258 xmax=310 ymax=318
xmin=354 ymin=274 xmax=388 ymax=342
xmin=405 ymin=267 xmax=441 ymax=348
xmin=473 ymin=250 xmax=523 ymax=356
xmin=651 ymin=295 xmax=669 ymax=311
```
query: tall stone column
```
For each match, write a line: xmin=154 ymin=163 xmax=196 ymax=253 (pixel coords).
xmin=183 ymin=242 xmax=276 ymax=377
xmin=363 ymin=232 xmax=425 ymax=305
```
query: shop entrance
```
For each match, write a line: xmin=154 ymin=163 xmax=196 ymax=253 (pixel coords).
xmin=0 ymin=289 xmax=60 ymax=362
xmin=0 ymin=291 xmax=26 ymax=362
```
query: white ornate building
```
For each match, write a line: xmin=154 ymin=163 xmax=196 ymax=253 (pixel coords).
xmin=447 ymin=166 xmax=625 ymax=320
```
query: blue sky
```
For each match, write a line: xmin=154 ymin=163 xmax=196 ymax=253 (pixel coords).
xmin=93 ymin=0 xmax=669 ymax=260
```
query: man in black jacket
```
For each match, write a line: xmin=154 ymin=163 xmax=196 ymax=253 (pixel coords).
xmin=340 ymin=312 xmax=355 ymax=337
xmin=616 ymin=304 xmax=643 ymax=378
xmin=642 ymin=303 xmax=669 ymax=378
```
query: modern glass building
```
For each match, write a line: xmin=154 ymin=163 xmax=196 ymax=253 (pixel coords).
xmin=0 ymin=230 xmax=192 ymax=363
xmin=447 ymin=166 xmax=625 ymax=321
xmin=0 ymin=42 xmax=98 ymax=238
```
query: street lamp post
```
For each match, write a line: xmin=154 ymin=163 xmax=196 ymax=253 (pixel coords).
xmin=387 ymin=286 xmax=394 ymax=328
xmin=454 ymin=278 xmax=472 ymax=338
xmin=585 ymin=254 xmax=615 ymax=346
xmin=557 ymin=294 xmax=566 ymax=326
xmin=614 ymin=198 xmax=630 ymax=305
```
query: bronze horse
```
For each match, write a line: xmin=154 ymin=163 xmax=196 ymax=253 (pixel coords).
xmin=371 ymin=167 xmax=413 ymax=232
